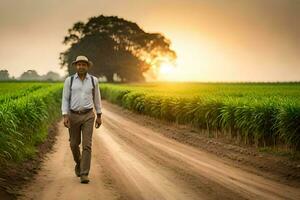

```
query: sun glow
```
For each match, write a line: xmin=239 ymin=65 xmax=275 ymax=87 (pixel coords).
xmin=157 ymin=62 xmax=177 ymax=81
xmin=159 ymin=63 xmax=175 ymax=74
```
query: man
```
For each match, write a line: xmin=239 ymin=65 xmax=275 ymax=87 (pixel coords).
xmin=61 ymin=55 xmax=102 ymax=184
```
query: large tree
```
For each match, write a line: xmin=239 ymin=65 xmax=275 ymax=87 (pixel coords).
xmin=60 ymin=15 xmax=176 ymax=82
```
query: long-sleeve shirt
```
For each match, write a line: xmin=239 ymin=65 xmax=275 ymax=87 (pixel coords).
xmin=61 ymin=73 xmax=102 ymax=115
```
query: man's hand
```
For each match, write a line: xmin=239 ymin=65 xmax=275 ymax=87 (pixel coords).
xmin=95 ymin=115 xmax=102 ymax=128
xmin=63 ymin=115 xmax=70 ymax=128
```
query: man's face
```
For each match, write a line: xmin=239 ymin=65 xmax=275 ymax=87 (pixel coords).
xmin=76 ymin=61 xmax=89 ymax=74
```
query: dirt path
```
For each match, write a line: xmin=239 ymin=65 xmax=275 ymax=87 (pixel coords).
xmin=19 ymin=101 xmax=300 ymax=200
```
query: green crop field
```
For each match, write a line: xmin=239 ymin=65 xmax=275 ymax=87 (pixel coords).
xmin=100 ymin=82 xmax=300 ymax=151
xmin=1 ymin=81 xmax=299 ymax=166
xmin=0 ymin=82 xmax=63 ymax=165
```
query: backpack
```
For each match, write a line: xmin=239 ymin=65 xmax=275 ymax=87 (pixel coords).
xmin=68 ymin=74 xmax=95 ymax=109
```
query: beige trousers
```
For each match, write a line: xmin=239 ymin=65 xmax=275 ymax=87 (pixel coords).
xmin=68 ymin=110 xmax=95 ymax=176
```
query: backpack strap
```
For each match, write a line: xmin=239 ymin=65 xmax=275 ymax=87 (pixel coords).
xmin=90 ymin=75 xmax=95 ymax=103
xmin=69 ymin=75 xmax=74 ymax=110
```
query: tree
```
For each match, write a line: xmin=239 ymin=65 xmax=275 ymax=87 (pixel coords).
xmin=60 ymin=15 xmax=176 ymax=82
xmin=42 ymin=71 xmax=62 ymax=81
xmin=0 ymin=69 xmax=10 ymax=80
xmin=19 ymin=70 xmax=41 ymax=80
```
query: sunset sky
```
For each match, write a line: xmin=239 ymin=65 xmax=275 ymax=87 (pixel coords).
xmin=0 ymin=0 xmax=299 ymax=82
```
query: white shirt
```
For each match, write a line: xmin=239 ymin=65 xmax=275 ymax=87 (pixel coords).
xmin=61 ymin=73 xmax=102 ymax=115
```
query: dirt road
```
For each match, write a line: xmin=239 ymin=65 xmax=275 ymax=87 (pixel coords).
xmin=19 ymin=101 xmax=300 ymax=200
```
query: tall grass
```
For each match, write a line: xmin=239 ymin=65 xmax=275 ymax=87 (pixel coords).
xmin=0 ymin=83 xmax=63 ymax=165
xmin=100 ymin=83 xmax=300 ymax=151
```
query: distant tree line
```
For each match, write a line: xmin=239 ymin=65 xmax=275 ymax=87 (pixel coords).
xmin=0 ymin=69 xmax=63 ymax=81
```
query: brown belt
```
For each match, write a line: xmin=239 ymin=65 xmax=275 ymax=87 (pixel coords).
xmin=70 ymin=108 xmax=93 ymax=114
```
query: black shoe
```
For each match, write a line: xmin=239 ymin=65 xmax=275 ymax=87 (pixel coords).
xmin=75 ymin=162 xmax=80 ymax=177
xmin=80 ymin=175 xmax=90 ymax=184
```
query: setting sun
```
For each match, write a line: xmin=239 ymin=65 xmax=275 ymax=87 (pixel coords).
xmin=159 ymin=63 xmax=175 ymax=75
xmin=157 ymin=62 xmax=178 ymax=81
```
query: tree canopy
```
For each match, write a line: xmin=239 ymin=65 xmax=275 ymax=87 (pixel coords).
xmin=19 ymin=70 xmax=40 ymax=81
xmin=19 ymin=70 xmax=62 ymax=81
xmin=60 ymin=15 xmax=176 ymax=82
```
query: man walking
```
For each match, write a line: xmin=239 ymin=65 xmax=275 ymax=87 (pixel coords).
xmin=61 ymin=55 xmax=102 ymax=184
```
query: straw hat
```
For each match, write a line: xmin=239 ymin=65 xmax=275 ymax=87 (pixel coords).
xmin=72 ymin=55 xmax=93 ymax=67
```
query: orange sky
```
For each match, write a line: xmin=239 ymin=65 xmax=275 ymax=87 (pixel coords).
xmin=0 ymin=0 xmax=299 ymax=81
